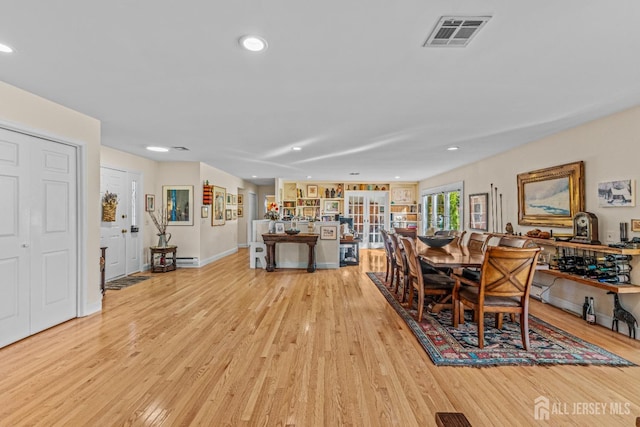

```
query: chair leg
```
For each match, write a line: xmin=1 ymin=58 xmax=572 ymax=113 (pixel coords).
xmin=520 ymin=312 xmax=530 ymax=350
xmin=384 ymin=259 xmax=390 ymax=282
xmin=495 ymin=313 xmax=503 ymax=330
xmin=510 ymin=313 xmax=516 ymax=323
xmin=477 ymin=308 xmax=484 ymax=349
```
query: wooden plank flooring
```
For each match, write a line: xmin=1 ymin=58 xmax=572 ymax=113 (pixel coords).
xmin=1 ymin=248 xmax=640 ymax=426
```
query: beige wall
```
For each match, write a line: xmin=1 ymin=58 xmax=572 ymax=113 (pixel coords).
xmin=419 ymin=106 xmax=640 ymax=330
xmin=0 ymin=81 xmax=102 ymax=314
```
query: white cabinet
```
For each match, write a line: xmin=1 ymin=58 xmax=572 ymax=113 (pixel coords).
xmin=345 ymin=191 xmax=389 ymax=249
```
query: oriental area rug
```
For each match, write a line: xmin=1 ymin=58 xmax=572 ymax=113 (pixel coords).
xmin=367 ymin=272 xmax=634 ymax=367
xmin=105 ymin=275 xmax=151 ymax=291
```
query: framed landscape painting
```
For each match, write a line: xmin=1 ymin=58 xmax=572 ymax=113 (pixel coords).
xmin=517 ymin=161 xmax=584 ymax=228
xmin=597 ymin=179 xmax=635 ymax=207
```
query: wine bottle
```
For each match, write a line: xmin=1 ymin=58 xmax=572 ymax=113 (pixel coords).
xmin=582 ymin=297 xmax=589 ymax=320
xmin=586 ymin=297 xmax=596 ymax=325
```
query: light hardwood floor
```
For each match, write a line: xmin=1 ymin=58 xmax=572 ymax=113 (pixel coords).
xmin=1 ymin=249 xmax=640 ymax=426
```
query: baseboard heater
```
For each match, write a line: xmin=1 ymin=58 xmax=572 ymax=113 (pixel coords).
xmin=176 ymin=257 xmax=199 ymax=267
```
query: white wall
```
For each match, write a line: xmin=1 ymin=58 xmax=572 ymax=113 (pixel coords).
xmin=419 ymin=105 xmax=640 ymax=334
xmin=0 ymin=81 xmax=102 ymax=315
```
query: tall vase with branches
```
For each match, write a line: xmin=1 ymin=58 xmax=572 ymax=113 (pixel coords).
xmin=149 ymin=210 xmax=171 ymax=247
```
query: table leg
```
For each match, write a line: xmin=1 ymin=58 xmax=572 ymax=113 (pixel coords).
xmin=307 ymin=243 xmax=316 ymax=273
xmin=266 ymin=242 xmax=276 ymax=272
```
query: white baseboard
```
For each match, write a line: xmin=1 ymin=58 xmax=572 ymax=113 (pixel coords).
xmin=199 ymin=247 xmax=238 ymax=267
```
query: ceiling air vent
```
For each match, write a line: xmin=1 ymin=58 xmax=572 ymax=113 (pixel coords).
xmin=424 ymin=16 xmax=491 ymax=47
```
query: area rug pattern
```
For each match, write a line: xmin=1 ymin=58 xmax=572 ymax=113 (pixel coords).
xmin=105 ymin=276 xmax=151 ymax=290
xmin=367 ymin=272 xmax=634 ymax=367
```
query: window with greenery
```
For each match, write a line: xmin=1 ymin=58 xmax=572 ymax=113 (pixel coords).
xmin=421 ymin=182 xmax=462 ymax=234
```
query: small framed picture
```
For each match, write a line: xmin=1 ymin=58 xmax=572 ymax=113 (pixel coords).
xmin=307 ymin=185 xmax=318 ymax=198
xmin=232 ymin=209 xmax=237 ymax=220
xmin=631 ymin=219 xmax=640 ymax=232
xmin=227 ymin=193 xmax=233 ymax=205
xmin=237 ymin=194 xmax=243 ymax=205
xmin=238 ymin=206 xmax=243 ymax=217
xmin=320 ymin=225 xmax=337 ymax=240
xmin=201 ymin=206 xmax=209 ymax=218
xmin=225 ymin=209 xmax=232 ymax=221
xmin=324 ymin=200 xmax=340 ymax=214
xmin=145 ymin=194 xmax=155 ymax=212
xmin=275 ymin=222 xmax=285 ymax=234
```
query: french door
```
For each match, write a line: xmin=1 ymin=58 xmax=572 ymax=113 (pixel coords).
xmin=345 ymin=191 xmax=389 ymax=249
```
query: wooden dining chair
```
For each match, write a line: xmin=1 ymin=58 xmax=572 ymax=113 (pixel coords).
xmin=460 ymin=232 xmax=490 ymax=281
xmin=400 ymin=235 xmax=455 ymax=321
xmin=393 ymin=227 xmax=417 ymax=239
xmin=380 ymin=229 xmax=397 ymax=285
xmin=389 ymin=233 xmax=409 ymax=300
xmin=451 ymin=245 xmax=541 ymax=350
xmin=496 ymin=235 xmax=537 ymax=248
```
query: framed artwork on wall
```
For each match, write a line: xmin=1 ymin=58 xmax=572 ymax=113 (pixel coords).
xmin=307 ymin=185 xmax=318 ymax=198
xmin=238 ymin=194 xmax=244 ymax=205
xmin=517 ymin=161 xmax=584 ymax=228
xmin=238 ymin=206 xmax=243 ymax=217
xmin=163 ymin=185 xmax=194 ymax=226
xmin=212 ymin=186 xmax=226 ymax=226
xmin=145 ymin=194 xmax=155 ymax=212
xmin=201 ymin=206 xmax=209 ymax=218
xmin=597 ymin=179 xmax=635 ymax=207
xmin=225 ymin=209 xmax=232 ymax=221
xmin=320 ymin=225 xmax=337 ymax=240
xmin=468 ymin=193 xmax=488 ymax=231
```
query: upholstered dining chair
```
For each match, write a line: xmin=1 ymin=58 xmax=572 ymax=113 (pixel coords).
xmin=380 ymin=229 xmax=397 ymax=286
xmin=400 ymin=235 xmax=456 ymax=322
xmin=451 ymin=245 xmax=541 ymax=350
xmin=389 ymin=232 xmax=409 ymax=300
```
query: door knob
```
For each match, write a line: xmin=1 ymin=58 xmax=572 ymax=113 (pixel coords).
xmin=122 ymin=229 xmax=128 ymax=233
xmin=22 ymin=243 xmax=30 ymax=248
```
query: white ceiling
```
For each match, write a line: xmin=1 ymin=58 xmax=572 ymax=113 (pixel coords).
xmin=2 ymin=1 xmax=640 ymax=186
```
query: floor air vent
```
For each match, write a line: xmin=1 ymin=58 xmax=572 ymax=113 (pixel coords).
xmin=424 ymin=16 xmax=491 ymax=47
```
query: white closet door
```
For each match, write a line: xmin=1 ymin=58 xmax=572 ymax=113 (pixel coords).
xmin=29 ymin=139 xmax=78 ymax=333
xmin=0 ymin=129 xmax=78 ymax=347
xmin=0 ymin=131 xmax=31 ymax=347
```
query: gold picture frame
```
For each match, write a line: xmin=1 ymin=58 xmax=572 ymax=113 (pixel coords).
xmin=631 ymin=219 xmax=640 ymax=232
xmin=307 ymin=185 xmax=318 ymax=198
xmin=212 ymin=186 xmax=226 ymax=226
xmin=517 ymin=161 xmax=584 ymax=228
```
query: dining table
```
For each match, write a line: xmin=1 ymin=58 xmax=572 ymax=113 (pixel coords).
xmin=416 ymin=241 xmax=484 ymax=270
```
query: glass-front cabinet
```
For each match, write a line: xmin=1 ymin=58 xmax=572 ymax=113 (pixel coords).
xmin=345 ymin=191 xmax=389 ymax=249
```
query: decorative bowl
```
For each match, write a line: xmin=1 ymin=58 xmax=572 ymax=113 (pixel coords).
xmin=417 ymin=235 xmax=455 ymax=248
xmin=285 ymin=229 xmax=301 ymax=235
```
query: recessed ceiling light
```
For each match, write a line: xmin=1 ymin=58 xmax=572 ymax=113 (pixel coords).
xmin=239 ymin=35 xmax=267 ymax=52
xmin=306 ymin=176 xmax=312 ymax=179
xmin=252 ymin=175 xmax=258 ymax=178
xmin=292 ymin=146 xmax=302 ymax=151
xmin=0 ymin=43 xmax=14 ymax=53
xmin=395 ymin=176 xmax=401 ymax=179
xmin=146 ymin=146 xmax=169 ymax=152
xmin=447 ymin=146 xmax=459 ymax=151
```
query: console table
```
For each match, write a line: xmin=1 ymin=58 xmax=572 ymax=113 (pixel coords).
xmin=150 ymin=245 xmax=177 ymax=273
xmin=262 ymin=233 xmax=319 ymax=272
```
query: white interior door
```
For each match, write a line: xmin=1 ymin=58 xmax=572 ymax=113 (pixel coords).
xmin=100 ymin=167 xmax=127 ymax=280
xmin=0 ymin=131 xmax=31 ymax=346
xmin=0 ymin=128 xmax=78 ymax=347
xmin=30 ymin=139 xmax=78 ymax=333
